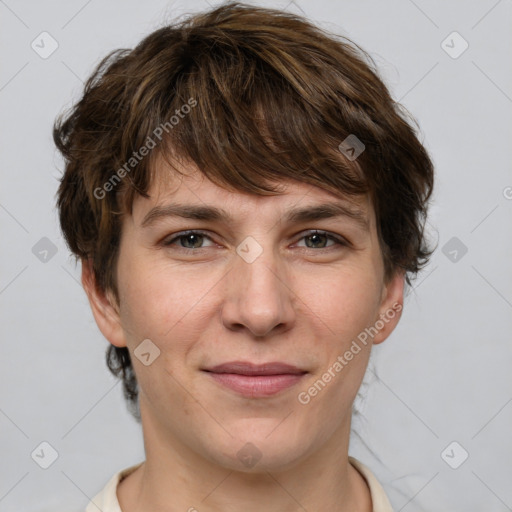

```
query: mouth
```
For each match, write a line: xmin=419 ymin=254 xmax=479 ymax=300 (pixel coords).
xmin=202 ymin=361 xmax=308 ymax=397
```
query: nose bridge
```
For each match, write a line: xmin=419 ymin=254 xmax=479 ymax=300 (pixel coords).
xmin=240 ymin=243 xmax=282 ymax=301
xmin=221 ymin=236 xmax=295 ymax=337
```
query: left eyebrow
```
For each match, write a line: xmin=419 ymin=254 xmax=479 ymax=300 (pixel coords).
xmin=284 ymin=202 xmax=369 ymax=232
xmin=140 ymin=201 xmax=369 ymax=232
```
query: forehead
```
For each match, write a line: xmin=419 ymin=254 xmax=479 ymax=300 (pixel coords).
xmin=125 ymin=155 xmax=376 ymax=237
xmin=131 ymin=156 xmax=374 ymax=229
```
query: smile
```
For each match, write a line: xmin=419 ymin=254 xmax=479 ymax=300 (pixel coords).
xmin=202 ymin=361 xmax=308 ymax=397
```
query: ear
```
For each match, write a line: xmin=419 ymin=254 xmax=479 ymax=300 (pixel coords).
xmin=81 ymin=259 xmax=127 ymax=348
xmin=372 ymin=271 xmax=405 ymax=345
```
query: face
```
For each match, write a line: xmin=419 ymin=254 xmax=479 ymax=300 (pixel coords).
xmin=85 ymin=158 xmax=403 ymax=472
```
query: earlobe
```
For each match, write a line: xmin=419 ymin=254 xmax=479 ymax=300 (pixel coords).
xmin=372 ymin=271 xmax=405 ymax=345
xmin=81 ymin=259 xmax=127 ymax=348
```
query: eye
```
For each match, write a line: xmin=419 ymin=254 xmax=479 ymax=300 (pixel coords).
xmin=161 ymin=229 xmax=348 ymax=252
xmin=162 ymin=230 xmax=215 ymax=250
xmin=295 ymin=230 xmax=348 ymax=249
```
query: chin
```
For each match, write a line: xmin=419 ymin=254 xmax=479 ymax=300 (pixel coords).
xmin=207 ymin=425 xmax=309 ymax=473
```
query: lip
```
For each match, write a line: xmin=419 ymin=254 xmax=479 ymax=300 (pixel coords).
xmin=205 ymin=361 xmax=306 ymax=376
xmin=203 ymin=361 xmax=307 ymax=397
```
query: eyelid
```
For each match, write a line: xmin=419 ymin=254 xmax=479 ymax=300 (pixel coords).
xmin=163 ymin=229 xmax=214 ymax=248
xmin=162 ymin=229 xmax=349 ymax=250
xmin=293 ymin=229 xmax=349 ymax=248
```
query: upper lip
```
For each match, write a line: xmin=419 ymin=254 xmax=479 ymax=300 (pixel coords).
xmin=204 ymin=361 xmax=306 ymax=376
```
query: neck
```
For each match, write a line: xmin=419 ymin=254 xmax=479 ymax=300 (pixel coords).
xmin=117 ymin=405 xmax=372 ymax=512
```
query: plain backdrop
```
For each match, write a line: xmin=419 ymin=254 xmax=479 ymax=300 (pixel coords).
xmin=1 ymin=0 xmax=511 ymax=511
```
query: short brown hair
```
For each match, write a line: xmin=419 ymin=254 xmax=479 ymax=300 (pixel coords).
xmin=54 ymin=1 xmax=434 ymax=418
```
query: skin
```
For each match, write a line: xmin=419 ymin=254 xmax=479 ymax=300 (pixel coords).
xmin=82 ymin=157 xmax=404 ymax=512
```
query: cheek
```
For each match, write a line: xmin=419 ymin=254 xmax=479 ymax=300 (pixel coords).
xmin=296 ymin=266 xmax=381 ymax=401
xmin=301 ymin=264 xmax=382 ymax=341
xmin=118 ymin=256 xmax=213 ymax=338
xmin=116 ymin=261 xmax=206 ymax=410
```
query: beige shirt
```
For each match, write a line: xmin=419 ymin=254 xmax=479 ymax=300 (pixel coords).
xmin=86 ymin=456 xmax=393 ymax=512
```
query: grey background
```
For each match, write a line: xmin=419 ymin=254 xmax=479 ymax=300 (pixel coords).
xmin=1 ymin=0 xmax=511 ymax=510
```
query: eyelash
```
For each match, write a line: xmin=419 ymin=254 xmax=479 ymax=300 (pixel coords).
xmin=162 ymin=229 xmax=348 ymax=252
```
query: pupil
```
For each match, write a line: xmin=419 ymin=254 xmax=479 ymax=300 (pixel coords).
xmin=308 ymin=233 xmax=325 ymax=248
xmin=185 ymin=234 xmax=201 ymax=248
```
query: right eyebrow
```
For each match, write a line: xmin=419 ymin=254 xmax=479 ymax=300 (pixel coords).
xmin=141 ymin=204 xmax=227 ymax=228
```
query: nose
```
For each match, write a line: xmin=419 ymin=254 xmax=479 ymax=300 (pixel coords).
xmin=220 ymin=244 xmax=296 ymax=338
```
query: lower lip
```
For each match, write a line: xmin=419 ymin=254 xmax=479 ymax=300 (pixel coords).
xmin=205 ymin=372 xmax=305 ymax=397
